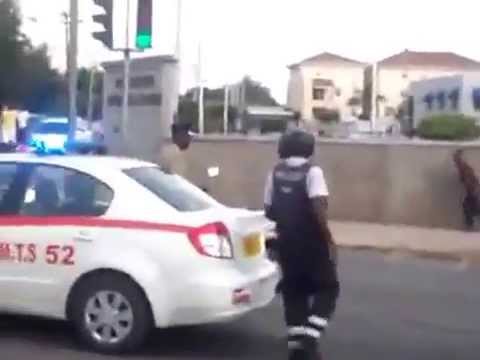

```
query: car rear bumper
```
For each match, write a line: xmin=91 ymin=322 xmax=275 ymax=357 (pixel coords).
xmin=162 ymin=260 xmax=280 ymax=327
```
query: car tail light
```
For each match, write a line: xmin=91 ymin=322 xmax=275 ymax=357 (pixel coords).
xmin=188 ymin=222 xmax=233 ymax=259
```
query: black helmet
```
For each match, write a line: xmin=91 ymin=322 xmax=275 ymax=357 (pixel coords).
xmin=278 ymin=129 xmax=315 ymax=159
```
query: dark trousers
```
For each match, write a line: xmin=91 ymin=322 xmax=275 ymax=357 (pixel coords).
xmin=463 ymin=194 xmax=479 ymax=229
xmin=279 ymin=245 xmax=340 ymax=358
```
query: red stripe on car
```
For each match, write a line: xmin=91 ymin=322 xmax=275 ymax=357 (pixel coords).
xmin=0 ymin=216 xmax=193 ymax=233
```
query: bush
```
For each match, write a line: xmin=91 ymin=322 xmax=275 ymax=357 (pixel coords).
xmin=313 ymin=107 xmax=340 ymax=123
xmin=417 ymin=114 xmax=480 ymax=141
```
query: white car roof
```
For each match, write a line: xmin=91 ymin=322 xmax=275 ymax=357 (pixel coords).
xmin=0 ymin=153 xmax=155 ymax=173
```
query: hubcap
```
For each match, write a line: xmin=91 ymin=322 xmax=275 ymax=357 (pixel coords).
xmin=84 ymin=291 xmax=134 ymax=344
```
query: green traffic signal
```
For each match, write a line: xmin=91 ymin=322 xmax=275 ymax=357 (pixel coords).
xmin=136 ymin=33 xmax=152 ymax=49
xmin=136 ymin=0 xmax=153 ymax=50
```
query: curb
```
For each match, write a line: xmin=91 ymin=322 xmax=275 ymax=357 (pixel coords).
xmin=338 ymin=243 xmax=480 ymax=265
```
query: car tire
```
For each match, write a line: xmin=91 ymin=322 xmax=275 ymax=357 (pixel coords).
xmin=70 ymin=272 xmax=153 ymax=354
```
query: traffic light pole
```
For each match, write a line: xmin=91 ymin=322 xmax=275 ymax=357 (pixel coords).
xmin=68 ymin=0 xmax=78 ymax=143
xmin=92 ymin=0 xmax=149 ymax=153
xmin=121 ymin=0 xmax=132 ymax=151
xmin=122 ymin=49 xmax=131 ymax=149
xmin=87 ymin=66 xmax=97 ymax=125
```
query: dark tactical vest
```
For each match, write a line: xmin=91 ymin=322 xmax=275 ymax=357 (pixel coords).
xmin=270 ymin=161 xmax=321 ymax=248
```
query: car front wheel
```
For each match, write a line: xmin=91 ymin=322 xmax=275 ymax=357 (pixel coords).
xmin=70 ymin=272 xmax=153 ymax=354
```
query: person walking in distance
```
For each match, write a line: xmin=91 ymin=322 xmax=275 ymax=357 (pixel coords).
xmin=0 ymin=105 xmax=17 ymax=144
xmin=158 ymin=122 xmax=193 ymax=178
xmin=264 ymin=129 xmax=339 ymax=360
xmin=454 ymin=149 xmax=480 ymax=230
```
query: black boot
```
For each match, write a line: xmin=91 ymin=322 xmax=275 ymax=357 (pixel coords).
xmin=288 ymin=348 xmax=309 ymax=360
xmin=304 ymin=337 xmax=323 ymax=360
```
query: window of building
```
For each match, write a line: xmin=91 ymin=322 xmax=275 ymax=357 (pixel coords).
xmin=449 ymin=88 xmax=460 ymax=110
xmin=472 ymin=88 xmax=480 ymax=111
xmin=436 ymin=91 xmax=446 ymax=110
xmin=312 ymin=78 xmax=333 ymax=101
xmin=20 ymin=165 xmax=113 ymax=217
xmin=116 ymin=75 xmax=155 ymax=89
xmin=312 ymin=88 xmax=326 ymax=101
xmin=423 ymin=93 xmax=434 ymax=111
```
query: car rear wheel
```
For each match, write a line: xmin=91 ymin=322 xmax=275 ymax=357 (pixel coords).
xmin=70 ymin=272 xmax=153 ymax=354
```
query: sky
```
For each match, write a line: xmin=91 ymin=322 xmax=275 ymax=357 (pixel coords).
xmin=19 ymin=0 xmax=480 ymax=103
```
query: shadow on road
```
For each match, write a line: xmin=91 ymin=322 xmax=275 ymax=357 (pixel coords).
xmin=0 ymin=309 xmax=284 ymax=359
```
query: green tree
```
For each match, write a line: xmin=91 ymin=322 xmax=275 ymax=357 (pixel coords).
xmin=0 ymin=0 xmax=26 ymax=104
xmin=0 ymin=0 xmax=65 ymax=113
xmin=178 ymin=98 xmax=238 ymax=133
xmin=184 ymin=77 xmax=278 ymax=107
xmin=242 ymin=76 xmax=278 ymax=106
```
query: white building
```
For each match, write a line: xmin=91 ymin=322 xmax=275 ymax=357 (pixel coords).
xmin=366 ymin=50 xmax=480 ymax=118
xmin=408 ymin=74 xmax=480 ymax=128
xmin=287 ymin=52 xmax=367 ymax=123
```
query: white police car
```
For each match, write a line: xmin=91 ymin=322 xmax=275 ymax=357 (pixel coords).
xmin=0 ymin=153 xmax=278 ymax=353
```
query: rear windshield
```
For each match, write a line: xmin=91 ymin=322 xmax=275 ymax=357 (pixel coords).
xmin=124 ymin=166 xmax=219 ymax=212
xmin=33 ymin=122 xmax=69 ymax=134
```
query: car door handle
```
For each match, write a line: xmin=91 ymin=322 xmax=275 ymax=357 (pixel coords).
xmin=73 ymin=231 xmax=94 ymax=243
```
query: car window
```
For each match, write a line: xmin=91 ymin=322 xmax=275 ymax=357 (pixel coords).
xmin=124 ymin=166 xmax=219 ymax=212
xmin=0 ymin=163 xmax=20 ymax=213
xmin=20 ymin=165 xmax=114 ymax=217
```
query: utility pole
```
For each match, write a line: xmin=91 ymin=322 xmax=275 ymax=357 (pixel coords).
xmin=175 ymin=0 xmax=183 ymax=118
xmin=87 ymin=66 xmax=97 ymax=126
xmin=121 ymin=0 xmax=132 ymax=146
xmin=68 ymin=0 xmax=78 ymax=143
xmin=370 ymin=62 xmax=377 ymax=133
xmin=223 ymin=84 xmax=229 ymax=135
xmin=61 ymin=12 xmax=70 ymax=75
xmin=197 ymin=43 xmax=204 ymax=135
xmin=175 ymin=0 xmax=182 ymax=60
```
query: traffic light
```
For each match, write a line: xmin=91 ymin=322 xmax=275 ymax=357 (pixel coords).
xmin=136 ymin=0 xmax=153 ymax=49
xmin=92 ymin=0 xmax=113 ymax=49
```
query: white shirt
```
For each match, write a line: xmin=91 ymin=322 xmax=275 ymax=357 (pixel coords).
xmin=264 ymin=157 xmax=329 ymax=206
xmin=17 ymin=111 xmax=29 ymax=129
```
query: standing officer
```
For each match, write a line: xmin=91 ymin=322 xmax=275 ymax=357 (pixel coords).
xmin=264 ymin=129 xmax=339 ymax=360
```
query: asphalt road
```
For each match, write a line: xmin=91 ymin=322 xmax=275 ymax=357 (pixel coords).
xmin=1 ymin=250 xmax=479 ymax=360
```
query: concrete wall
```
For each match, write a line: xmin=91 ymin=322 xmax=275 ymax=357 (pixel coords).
xmin=185 ymin=136 xmax=480 ymax=230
